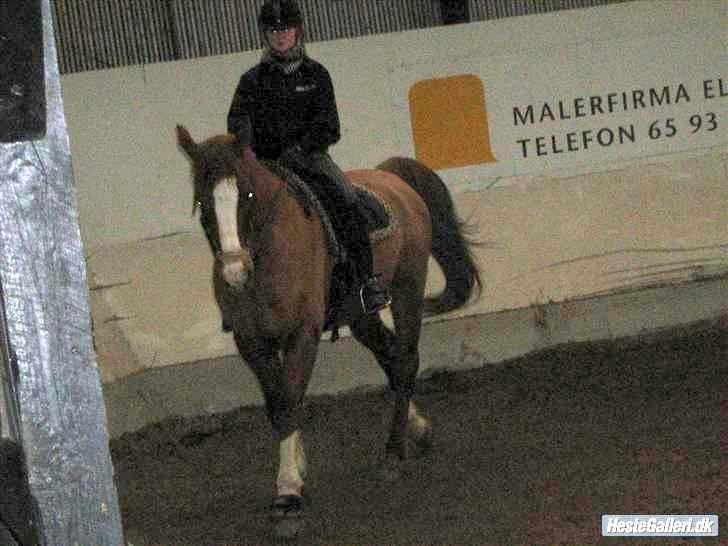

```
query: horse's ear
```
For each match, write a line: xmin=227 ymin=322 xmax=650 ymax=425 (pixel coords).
xmin=176 ymin=125 xmax=198 ymax=161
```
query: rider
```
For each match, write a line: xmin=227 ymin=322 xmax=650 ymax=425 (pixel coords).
xmin=227 ymin=0 xmax=391 ymax=315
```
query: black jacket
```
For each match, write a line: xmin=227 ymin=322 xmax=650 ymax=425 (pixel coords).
xmin=227 ymin=57 xmax=341 ymax=160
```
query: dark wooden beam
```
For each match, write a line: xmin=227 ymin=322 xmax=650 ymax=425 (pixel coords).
xmin=0 ymin=0 xmax=46 ymax=142
xmin=0 ymin=520 xmax=20 ymax=546
xmin=0 ymin=0 xmax=124 ymax=544
xmin=440 ymin=0 xmax=470 ymax=25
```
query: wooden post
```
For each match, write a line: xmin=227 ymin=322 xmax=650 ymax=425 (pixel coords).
xmin=0 ymin=0 xmax=124 ymax=544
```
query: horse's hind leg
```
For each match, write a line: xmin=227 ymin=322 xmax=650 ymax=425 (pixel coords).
xmin=350 ymin=286 xmax=432 ymax=470
xmin=387 ymin=286 xmax=433 ymax=459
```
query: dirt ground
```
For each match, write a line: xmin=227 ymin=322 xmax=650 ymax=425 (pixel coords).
xmin=108 ymin=319 xmax=725 ymax=546
xmin=2 ymin=320 xmax=724 ymax=545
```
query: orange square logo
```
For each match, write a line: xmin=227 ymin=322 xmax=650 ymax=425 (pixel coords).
xmin=409 ymin=75 xmax=496 ymax=170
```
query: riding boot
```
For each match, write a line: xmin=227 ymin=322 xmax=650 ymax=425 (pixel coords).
xmin=292 ymin=150 xmax=392 ymax=313
xmin=346 ymin=207 xmax=391 ymax=314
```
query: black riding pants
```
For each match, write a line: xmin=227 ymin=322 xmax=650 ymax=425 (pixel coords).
xmin=280 ymin=151 xmax=374 ymax=284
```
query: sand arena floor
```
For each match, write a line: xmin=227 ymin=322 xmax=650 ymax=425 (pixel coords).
xmin=1 ymin=320 xmax=724 ymax=545
xmin=112 ymin=320 xmax=725 ymax=545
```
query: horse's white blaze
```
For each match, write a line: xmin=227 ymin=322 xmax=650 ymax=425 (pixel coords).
xmin=277 ymin=430 xmax=307 ymax=497
xmin=213 ymin=177 xmax=249 ymax=285
xmin=213 ymin=177 xmax=241 ymax=254
xmin=408 ymin=401 xmax=431 ymax=437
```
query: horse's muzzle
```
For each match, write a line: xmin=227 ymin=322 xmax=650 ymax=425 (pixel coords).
xmin=217 ymin=250 xmax=254 ymax=287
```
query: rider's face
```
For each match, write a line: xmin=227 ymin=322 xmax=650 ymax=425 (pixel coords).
xmin=266 ymin=27 xmax=298 ymax=54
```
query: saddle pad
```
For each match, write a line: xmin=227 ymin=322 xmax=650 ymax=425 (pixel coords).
xmin=355 ymin=186 xmax=393 ymax=239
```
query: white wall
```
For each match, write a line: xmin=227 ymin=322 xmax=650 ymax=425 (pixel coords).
xmin=59 ymin=1 xmax=728 ymax=382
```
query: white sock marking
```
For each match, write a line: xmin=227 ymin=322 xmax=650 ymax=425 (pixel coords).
xmin=277 ymin=430 xmax=306 ymax=497
xmin=408 ymin=401 xmax=430 ymax=437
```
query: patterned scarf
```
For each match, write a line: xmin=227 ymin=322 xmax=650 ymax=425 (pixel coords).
xmin=261 ymin=41 xmax=307 ymax=75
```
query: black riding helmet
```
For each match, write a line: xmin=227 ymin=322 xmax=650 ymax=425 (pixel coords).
xmin=258 ymin=0 xmax=303 ymax=32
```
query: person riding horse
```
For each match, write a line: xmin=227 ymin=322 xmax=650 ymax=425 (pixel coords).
xmin=177 ymin=1 xmax=481 ymax=535
xmin=226 ymin=0 xmax=391 ymax=320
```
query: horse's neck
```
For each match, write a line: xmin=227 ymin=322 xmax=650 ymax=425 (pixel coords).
xmin=249 ymin=158 xmax=284 ymax=202
xmin=246 ymin=159 xmax=293 ymax=245
xmin=247 ymin=159 xmax=321 ymax=261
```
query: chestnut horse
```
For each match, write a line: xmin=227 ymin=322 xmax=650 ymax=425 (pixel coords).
xmin=176 ymin=125 xmax=481 ymax=537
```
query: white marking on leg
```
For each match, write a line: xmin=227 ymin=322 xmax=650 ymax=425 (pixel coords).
xmin=407 ymin=401 xmax=431 ymax=438
xmin=277 ymin=430 xmax=306 ymax=497
xmin=213 ymin=177 xmax=250 ymax=285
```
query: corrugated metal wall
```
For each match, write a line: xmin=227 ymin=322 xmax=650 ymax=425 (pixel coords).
xmin=53 ymin=0 xmax=632 ymax=74
xmin=469 ymin=0 xmax=629 ymax=19
xmin=54 ymin=0 xmax=177 ymax=72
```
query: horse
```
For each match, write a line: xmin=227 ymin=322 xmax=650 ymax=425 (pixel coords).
xmin=175 ymin=125 xmax=482 ymax=538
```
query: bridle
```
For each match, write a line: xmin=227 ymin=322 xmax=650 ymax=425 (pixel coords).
xmin=205 ymin=160 xmax=285 ymax=271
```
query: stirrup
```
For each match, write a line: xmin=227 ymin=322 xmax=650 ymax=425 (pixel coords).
xmin=359 ymin=278 xmax=392 ymax=314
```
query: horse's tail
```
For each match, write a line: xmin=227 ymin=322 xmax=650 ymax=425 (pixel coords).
xmin=377 ymin=157 xmax=482 ymax=315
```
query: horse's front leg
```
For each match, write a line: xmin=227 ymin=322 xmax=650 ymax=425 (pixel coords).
xmin=272 ymin=325 xmax=321 ymax=538
xmin=238 ymin=327 xmax=319 ymax=538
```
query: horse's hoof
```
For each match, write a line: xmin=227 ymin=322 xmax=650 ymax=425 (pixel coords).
xmin=273 ymin=517 xmax=306 ymax=540
xmin=271 ymin=495 xmax=306 ymax=539
xmin=413 ymin=426 xmax=434 ymax=455
xmin=378 ymin=455 xmax=403 ymax=482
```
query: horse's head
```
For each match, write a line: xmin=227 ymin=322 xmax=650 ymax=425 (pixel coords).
xmin=176 ymin=125 xmax=258 ymax=287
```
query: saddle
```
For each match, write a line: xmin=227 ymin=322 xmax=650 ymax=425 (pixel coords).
xmin=265 ymin=161 xmax=395 ymax=332
xmin=266 ymin=161 xmax=393 ymax=257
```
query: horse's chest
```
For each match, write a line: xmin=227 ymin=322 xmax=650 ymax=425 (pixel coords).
xmin=235 ymin=277 xmax=295 ymax=333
